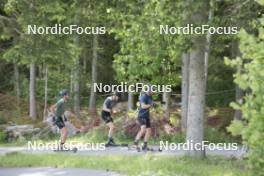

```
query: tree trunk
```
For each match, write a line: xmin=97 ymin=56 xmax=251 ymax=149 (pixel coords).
xmin=74 ymin=58 xmax=81 ymax=118
xmin=89 ymin=34 xmax=98 ymax=114
xmin=162 ymin=91 xmax=170 ymax=119
xmin=235 ymin=85 xmax=243 ymax=120
xmin=127 ymin=91 xmax=134 ymax=111
xmin=29 ymin=62 xmax=37 ymax=119
xmin=186 ymin=0 xmax=208 ymax=158
xmin=83 ymin=54 xmax=87 ymax=74
xmin=38 ymin=65 xmax=42 ymax=79
xmin=181 ymin=53 xmax=190 ymax=131
xmin=204 ymin=9 xmax=213 ymax=90
xmin=73 ymin=13 xmax=81 ymax=118
xmin=70 ymin=69 xmax=73 ymax=94
xmin=14 ymin=63 xmax=20 ymax=106
xmin=186 ymin=46 xmax=206 ymax=158
xmin=232 ymin=40 xmax=243 ymax=120
xmin=43 ymin=65 xmax=48 ymax=121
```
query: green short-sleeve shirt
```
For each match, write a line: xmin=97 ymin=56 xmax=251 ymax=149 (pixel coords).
xmin=56 ymin=98 xmax=65 ymax=117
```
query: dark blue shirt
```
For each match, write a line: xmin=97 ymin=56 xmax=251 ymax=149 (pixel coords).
xmin=103 ymin=96 xmax=117 ymax=110
xmin=138 ymin=93 xmax=152 ymax=118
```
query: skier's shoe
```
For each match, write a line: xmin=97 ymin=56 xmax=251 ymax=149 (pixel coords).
xmin=131 ymin=141 xmax=140 ymax=151
xmin=55 ymin=143 xmax=66 ymax=151
xmin=142 ymin=145 xmax=153 ymax=152
xmin=105 ymin=139 xmax=117 ymax=147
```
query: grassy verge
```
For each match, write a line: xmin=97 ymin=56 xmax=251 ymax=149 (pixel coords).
xmin=0 ymin=128 xmax=238 ymax=147
xmin=0 ymin=152 xmax=250 ymax=176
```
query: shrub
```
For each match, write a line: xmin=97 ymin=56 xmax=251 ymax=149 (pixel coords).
xmin=225 ymin=21 xmax=264 ymax=174
xmin=0 ymin=131 xmax=7 ymax=143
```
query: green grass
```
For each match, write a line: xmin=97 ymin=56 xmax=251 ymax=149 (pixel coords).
xmin=0 ymin=127 xmax=238 ymax=148
xmin=0 ymin=152 xmax=251 ymax=176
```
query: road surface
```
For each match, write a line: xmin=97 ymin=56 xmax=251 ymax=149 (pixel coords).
xmin=0 ymin=167 xmax=120 ymax=176
xmin=0 ymin=145 xmax=248 ymax=158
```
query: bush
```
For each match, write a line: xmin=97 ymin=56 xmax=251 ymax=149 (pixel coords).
xmin=0 ymin=117 xmax=7 ymax=125
xmin=204 ymin=127 xmax=240 ymax=144
xmin=0 ymin=132 xmax=7 ymax=143
xmin=227 ymin=119 xmax=244 ymax=137
xmin=225 ymin=25 xmax=264 ymax=174
xmin=0 ymin=112 xmax=8 ymax=124
xmin=159 ymin=133 xmax=185 ymax=143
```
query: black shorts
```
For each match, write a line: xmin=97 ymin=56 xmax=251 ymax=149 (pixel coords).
xmin=55 ymin=116 xmax=65 ymax=129
xmin=138 ymin=116 xmax=151 ymax=128
xmin=101 ymin=110 xmax=113 ymax=123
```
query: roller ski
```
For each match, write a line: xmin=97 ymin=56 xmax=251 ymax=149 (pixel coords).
xmin=105 ymin=143 xmax=129 ymax=147
xmin=53 ymin=145 xmax=78 ymax=153
xmin=141 ymin=146 xmax=162 ymax=152
xmin=136 ymin=145 xmax=162 ymax=152
xmin=128 ymin=141 xmax=162 ymax=152
xmin=127 ymin=144 xmax=141 ymax=152
xmin=105 ymin=138 xmax=128 ymax=147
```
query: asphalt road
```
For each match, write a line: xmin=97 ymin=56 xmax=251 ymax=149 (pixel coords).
xmin=0 ymin=167 xmax=120 ymax=176
xmin=0 ymin=145 xmax=248 ymax=157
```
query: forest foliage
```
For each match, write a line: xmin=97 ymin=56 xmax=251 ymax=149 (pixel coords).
xmin=0 ymin=0 xmax=264 ymax=173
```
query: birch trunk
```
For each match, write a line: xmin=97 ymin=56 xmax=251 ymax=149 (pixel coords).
xmin=43 ymin=66 xmax=48 ymax=121
xmin=162 ymin=92 xmax=170 ymax=119
xmin=186 ymin=0 xmax=208 ymax=158
xmin=29 ymin=62 xmax=37 ymax=119
xmin=14 ymin=63 xmax=20 ymax=106
xmin=74 ymin=58 xmax=81 ymax=118
xmin=181 ymin=53 xmax=190 ymax=131
xmin=70 ymin=70 xmax=73 ymax=94
xmin=73 ymin=14 xmax=81 ymax=118
xmin=204 ymin=9 xmax=213 ymax=90
xmin=127 ymin=91 xmax=134 ymax=111
xmin=186 ymin=47 xmax=206 ymax=158
xmin=89 ymin=34 xmax=98 ymax=113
